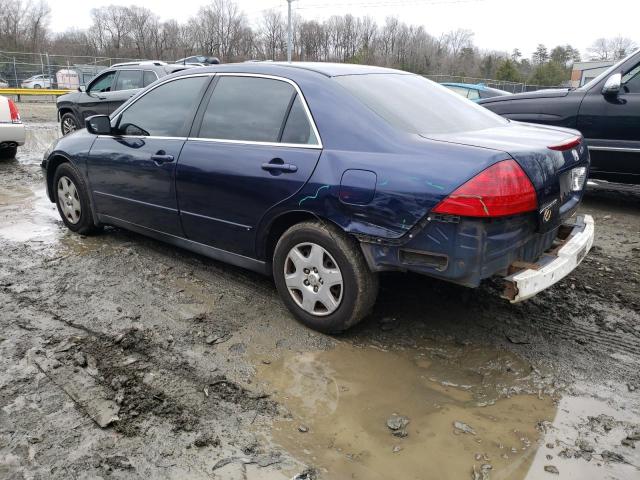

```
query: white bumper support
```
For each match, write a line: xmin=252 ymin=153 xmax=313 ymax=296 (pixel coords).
xmin=503 ymin=214 xmax=595 ymax=303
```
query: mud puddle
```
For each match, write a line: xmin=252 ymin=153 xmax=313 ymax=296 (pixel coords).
xmin=0 ymin=183 xmax=62 ymax=244
xmin=254 ymin=342 xmax=557 ymax=480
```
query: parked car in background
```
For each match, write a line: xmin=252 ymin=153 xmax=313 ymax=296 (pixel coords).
xmin=174 ymin=55 xmax=220 ymax=65
xmin=21 ymin=74 xmax=53 ymax=89
xmin=442 ymin=82 xmax=511 ymax=102
xmin=0 ymin=95 xmax=25 ymax=159
xmin=0 ymin=76 xmax=8 ymax=88
xmin=55 ymin=61 xmax=195 ymax=136
xmin=479 ymin=49 xmax=640 ymax=184
xmin=56 ymin=65 xmax=105 ymax=90
xmin=43 ymin=63 xmax=593 ymax=333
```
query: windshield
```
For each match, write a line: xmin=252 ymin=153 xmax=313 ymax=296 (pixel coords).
xmin=335 ymin=74 xmax=507 ymax=135
xmin=578 ymin=49 xmax=640 ymax=91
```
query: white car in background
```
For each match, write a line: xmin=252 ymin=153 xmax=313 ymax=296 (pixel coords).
xmin=0 ymin=95 xmax=25 ymax=159
xmin=21 ymin=74 xmax=53 ymax=89
xmin=0 ymin=77 xmax=8 ymax=88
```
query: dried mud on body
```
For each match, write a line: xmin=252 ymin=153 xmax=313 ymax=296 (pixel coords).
xmin=1 ymin=118 xmax=640 ymax=479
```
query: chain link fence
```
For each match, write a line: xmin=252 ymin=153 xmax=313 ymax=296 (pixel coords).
xmin=0 ymin=51 xmax=141 ymax=89
xmin=1 ymin=50 xmax=563 ymax=95
xmin=425 ymin=74 xmax=563 ymax=93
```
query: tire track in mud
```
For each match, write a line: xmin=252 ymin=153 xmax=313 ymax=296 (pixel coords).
xmin=0 ymin=293 xmax=291 ymax=480
xmin=1 ymin=261 xmax=278 ymax=438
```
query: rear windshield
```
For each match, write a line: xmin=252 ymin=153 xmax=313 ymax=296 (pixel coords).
xmin=335 ymin=73 xmax=507 ymax=135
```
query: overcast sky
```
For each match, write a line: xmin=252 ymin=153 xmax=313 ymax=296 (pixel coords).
xmin=48 ymin=0 xmax=638 ymax=58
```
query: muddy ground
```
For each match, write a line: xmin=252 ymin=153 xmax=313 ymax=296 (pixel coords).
xmin=1 ymin=105 xmax=639 ymax=479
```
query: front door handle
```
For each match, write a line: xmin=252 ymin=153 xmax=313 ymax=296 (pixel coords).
xmin=151 ymin=152 xmax=175 ymax=164
xmin=261 ymin=160 xmax=298 ymax=173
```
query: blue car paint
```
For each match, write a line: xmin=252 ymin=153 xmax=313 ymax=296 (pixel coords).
xmin=45 ymin=62 xmax=588 ymax=288
xmin=87 ymin=135 xmax=185 ymax=236
xmin=175 ymin=140 xmax=322 ymax=257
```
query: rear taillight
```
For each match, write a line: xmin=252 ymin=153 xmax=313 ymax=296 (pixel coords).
xmin=431 ymin=159 xmax=537 ymax=218
xmin=548 ymin=136 xmax=581 ymax=151
xmin=8 ymin=100 xmax=21 ymax=123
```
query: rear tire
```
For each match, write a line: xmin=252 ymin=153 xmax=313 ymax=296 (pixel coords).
xmin=273 ymin=221 xmax=378 ymax=333
xmin=0 ymin=146 xmax=17 ymax=160
xmin=53 ymin=162 xmax=101 ymax=235
xmin=60 ymin=112 xmax=80 ymax=135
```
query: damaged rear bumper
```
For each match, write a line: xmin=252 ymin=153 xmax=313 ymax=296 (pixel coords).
xmin=502 ymin=214 xmax=594 ymax=302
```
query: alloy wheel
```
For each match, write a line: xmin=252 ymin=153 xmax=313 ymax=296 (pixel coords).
xmin=57 ymin=176 xmax=81 ymax=224
xmin=62 ymin=117 xmax=77 ymax=135
xmin=284 ymin=242 xmax=344 ymax=316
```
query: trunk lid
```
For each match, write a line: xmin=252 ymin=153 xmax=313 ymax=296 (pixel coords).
xmin=423 ymin=121 xmax=589 ymax=230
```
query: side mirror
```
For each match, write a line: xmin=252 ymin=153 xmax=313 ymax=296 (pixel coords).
xmin=602 ymin=73 xmax=622 ymax=96
xmin=78 ymin=85 xmax=86 ymax=93
xmin=86 ymin=115 xmax=112 ymax=135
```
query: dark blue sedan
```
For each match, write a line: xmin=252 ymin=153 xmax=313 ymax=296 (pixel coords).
xmin=44 ymin=62 xmax=594 ymax=332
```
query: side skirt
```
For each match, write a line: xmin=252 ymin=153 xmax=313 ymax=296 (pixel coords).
xmin=97 ymin=214 xmax=270 ymax=275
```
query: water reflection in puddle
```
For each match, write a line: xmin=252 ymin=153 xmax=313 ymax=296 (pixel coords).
xmin=0 ymin=123 xmax=65 ymax=245
xmin=255 ymin=343 xmax=556 ymax=480
xmin=0 ymin=183 xmax=62 ymax=244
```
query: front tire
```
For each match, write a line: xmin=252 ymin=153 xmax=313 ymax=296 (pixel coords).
xmin=273 ymin=221 xmax=379 ymax=333
xmin=53 ymin=162 xmax=101 ymax=235
xmin=60 ymin=112 xmax=80 ymax=135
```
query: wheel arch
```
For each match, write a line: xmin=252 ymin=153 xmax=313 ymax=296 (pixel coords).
xmin=58 ymin=107 xmax=77 ymax=124
xmin=46 ymin=154 xmax=73 ymax=202
xmin=47 ymin=155 xmax=101 ymax=228
xmin=260 ymin=210 xmax=351 ymax=264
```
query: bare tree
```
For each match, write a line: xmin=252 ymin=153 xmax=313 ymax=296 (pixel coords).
xmin=588 ymin=37 xmax=636 ymax=61
xmin=588 ymin=38 xmax=612 ymax=60
xmin=258 ymin=9 xmax=286 ymax=60
xmin=89 ymin=6 xmax=133 ymax=57
xmin=0 ymin=0 xmax=610 ymax=89
xmin=609 ymin=36 xmax=637 ymax=60
xmin=443 ymin=28 xmax=474 ymax=58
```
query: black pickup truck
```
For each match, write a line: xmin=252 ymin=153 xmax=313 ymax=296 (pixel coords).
xmin=479 ymin=50 xmax=640 ymax=184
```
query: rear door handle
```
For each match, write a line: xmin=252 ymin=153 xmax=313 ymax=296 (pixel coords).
xmin=261 ymin=162 xmax=298 ymax=173
xmin=151 ymin=152 xmax=175 ymax=164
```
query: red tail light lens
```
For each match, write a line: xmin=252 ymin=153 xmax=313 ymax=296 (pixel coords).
xmin=8 ymin=100 xmax=21 ymax=123
xmin=548 ymin=136 xmax=581 ymax=151
xmin=431 ymin=159 xmax=537 ymax=217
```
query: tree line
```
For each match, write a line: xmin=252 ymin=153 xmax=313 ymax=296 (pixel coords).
xmin=0 ymin=0 xmax=637 ymax=86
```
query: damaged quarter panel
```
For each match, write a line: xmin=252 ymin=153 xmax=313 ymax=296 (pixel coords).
xmin=293 ymin=142 xmax=508 ymax=238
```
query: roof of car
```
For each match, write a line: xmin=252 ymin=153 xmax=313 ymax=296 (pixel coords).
xmin=274 ymin=62 xmax=407 ymax=77
xmin=179 ymin=62 xmax=409 ymax=78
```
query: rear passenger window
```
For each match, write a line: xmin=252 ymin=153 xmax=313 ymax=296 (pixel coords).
xmin=199 ymin=76 xmax=295 ymax=142
xmin=281 ymin=95 xmax=317 ymax=144
xmin=115 ymin=70 xmax=143 ymax=91
xmin=116 ymin=76 xmax=208 ymax=137
xmin=143 ymin=71 xmax=157 ymax=87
